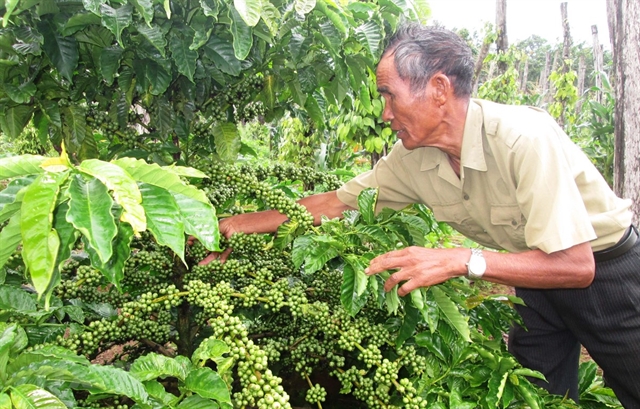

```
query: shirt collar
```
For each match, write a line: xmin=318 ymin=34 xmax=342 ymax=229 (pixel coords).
xmin=419 ymin=100 xmax=487 ymax=173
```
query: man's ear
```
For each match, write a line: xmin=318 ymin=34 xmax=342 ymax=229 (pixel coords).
xmin=430 ymin=73 xmax=452 ymax=106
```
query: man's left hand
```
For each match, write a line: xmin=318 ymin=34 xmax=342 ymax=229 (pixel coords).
xmin=365 ymin=246 xmax=468 ymax=296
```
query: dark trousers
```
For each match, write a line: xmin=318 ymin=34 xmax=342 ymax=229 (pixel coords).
xmin=508 ymin=239 xmax=640 ymax=409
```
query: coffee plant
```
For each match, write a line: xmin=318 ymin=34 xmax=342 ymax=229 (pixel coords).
xmin=0 ymin=151 xmax=622 ymax=408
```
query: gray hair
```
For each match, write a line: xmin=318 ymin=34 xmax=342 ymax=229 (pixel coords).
xmin=382 ymin=23 xmax=474 ymax=98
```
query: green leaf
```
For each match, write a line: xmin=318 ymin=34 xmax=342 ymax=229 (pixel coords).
xmin=341 ymin=260 xmax=369 ymax=316
xmin=233 ymin=0 xmax=261 ymax=26
xmin=487 ymin=360 xmax=511 ymax=408
xmin=184 ymin=367 xmax=231 ymax=403
xmin=62 ymin=12 xmax=102 ymax=36
xmin=4 ymin=82 xmax=37 ymax=104
xmin=384 ymin=285 xmax=400 ymax=314
xmin=38 ymin=21 xmax=78 ymax=82
xmin=82 ymin=0 xmax=106 ymax=15
xmin=204 ymin=35 xmax=242 ymax=76
xmin=0 ymin=177 xmax=36 ymax=219
xmin=172 ymin=192 xmax=220 ymax=252
xmin=143 ymin=380 xmax=176 ymax=406
xmin=355 ymin=21 xmax=382 ymax=58
xmin=61 ymin=105 xmax=88 ymax=156
xmin=100 ymin=46 xmax=124 ymax=85
xmin=21 ymin=172 xmax=68 ymax=299
xmin=170 ymin=32 xmax=197 ymax=82
xmin=0 ymin=286 xmax=36 ymax=312
xmin=85 ymin=364 xmax=150 ymax=404
xmin=294 ymin=0 xmax=316 ymax=15
xmin=274 ymin=219 xmax=300 ymax=250
xmin=229 ymin=6 xmax=253 ymax=60
xmin=139 ymin=182 xmax=185 ymax=263
xmin=66 ymin=175 xmax=117 ymax=264
xmin=78 ymin=160 xmax=146 ymax=233
xmin=130 ymin=0 xmax=154 ymax=25
xmin=2 ymin=0 xmax=19 ymax=27
xmin=0 ymin=393 xmax=10 ymax=408
xmin=10 ymin=384 xmax=67 ymax=409
xmin=357 ymin=187 xmax=378 ymax=224
xmin=0 ymin=214 xmax=22 ymax=273
xmin=113 ymin=158 xmax=209 ymax=203
xmin=191 ymin=338 xmax=229 ymax=366
xmin=305 ymin=94 xmax=324 ymax=125
xmin=177 ymin=395 xmax=220 ymax=409
xmin=130 ymin=353 xmax=188 ymax=382
xmin=100 ymin=3 xmax=133 ymax=46
xmin=211 ymin=122 xmax=240 ymax=163
xmin=430 ymin=286 xmax=471 ymax=342
xmin=85 ymin=220 xmax=133 ymax=290
xmin=396 ymin=297 xmax=420 ymax=347
xmin=578 ymin=361 xmax=598 ymax=394
xmin=0 ymin=105 xmax=34 ymax=139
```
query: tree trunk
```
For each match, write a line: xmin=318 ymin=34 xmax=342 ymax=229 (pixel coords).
xmin=495 ymin=0 xmax=508 ymax=73
xmin=609 ymin=0 xmax=640 ymax=226
xmin=519 ymin=57 xmax=529 ymax=93
xmin=561 ymin=2 xmax=572 ymax=73
xmin=472 ymin=39 xmax=492 ymax=94
xmin=539 ymin=51 xmax=551 ymax=95
xmin=591 ymin=25 xmax=604 ymax=103
xmin=576 ymin=54 xmax=586 ymax=112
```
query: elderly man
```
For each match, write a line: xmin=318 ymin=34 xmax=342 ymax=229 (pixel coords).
xmin=204 ymin=23 xmax=640 ymax=407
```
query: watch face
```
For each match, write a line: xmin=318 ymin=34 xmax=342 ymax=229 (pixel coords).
xmin=468 ymin=250 xmax=486 ymax=279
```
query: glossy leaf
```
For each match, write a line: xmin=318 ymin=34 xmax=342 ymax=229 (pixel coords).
xmin=177 ymin=395 xmax=220 ymax=409
xmin=114 ymin=158 xmax=209 ymax=203
xmin=67 ymin=175 xmax=117 ymax=264
xmin=100 ymin=46 xmax=124 ymax=85
xmin=212 ymin=122 xmax=240 ymax=163
xmin=139 ymin=182 xmax=185 ymax=264
xmin=10 ymin=384 xmax=67 ymax=409
xmin=184 ymin=367 xmax=231 ymax=403
xmin=355 ymin=20 xmax=382 ymax=58
xmin=82 ymin=0 xmax=105 ymax=15
xmin=170 ymin=32 xmax=197 ymax=82
xmin=85 ymin=364 xmax=150 ymax=404
xmin=0 ymin=286 xmax=36 ymax=313
xmin=0 ymin=214 xmax=22 ymax=272
xmin=84 ymin=220 xmax=133 ymax=290
xmin=295 ymin=0 xmax=316 ymax=15
xmin=0 ymin=177 xmax=32 ymax=220
xmin=130 ymin=0 xmax=154 ymax=25
xmin=357 ymin=187 xmax=378 ymax=224
xmin=78 ymin=159 xmax=146 ymax=233
xmin=61 ymin=105 xmax=88 ymax=156
xmin=396 ymin=297 xmax=420 ymax=347
xmin=341 ymin=261 xmax=370 ymax=316
xmin=229 ymin=6 xmax=253 ymax=60
xmin=203 ymin=35 xmax=242 ymax=76
xmin=38 ymin=20 xmax=78 ymax=82
xmin=100 ymin=3 xmax=133 ymax=46
xmin=192 ymin=338 xmax=229 ymax=366
xmin=233 ymin=0 xmax=261 ymax=26
xmin=430 ymin=286 xmax=471 ymax=342
xmin=0 ymin=105 xmax=34 ymax=139
xmin=130 ymin=353 xmax=189 ymax=382
xmin=21 ymin=172 xmax=68 ymax=299
xmin=172 ymin=192 xmax=220 ymax=252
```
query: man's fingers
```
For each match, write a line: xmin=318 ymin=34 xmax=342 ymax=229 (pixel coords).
xmin=199 ymin=252 xmax=221 ymax=265
xmin=218 ymin=248 xmax=233 ymax=263
xmin=366 ymin=250 xmax=405 ymax=275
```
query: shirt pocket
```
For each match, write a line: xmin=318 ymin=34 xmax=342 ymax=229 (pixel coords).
xmin=431 ymin=202 xmax=486 ymax=239
xmin=490 ymin=204 xmax=527 ymax=249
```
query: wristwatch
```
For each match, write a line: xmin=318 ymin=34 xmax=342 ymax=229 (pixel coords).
xmin=466 ymin=248 xmax=486 ymax=280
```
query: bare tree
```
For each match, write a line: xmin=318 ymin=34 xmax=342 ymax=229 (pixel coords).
xmin=561 ymin=2 xmax=572 ymax=73
xmin=495 ymin=0 xmax=508 ymax=73
xmin=591 ymin=25 xmax=604 ymax=103
xmin=539 ymin=51 xmax=551 ymax=95
xmin=576 ymin=54 xmax=586 ymax=111
xmin=519 ymin=57 xmax=529 ymax=93
xmin=608 ymin=0 xmax=640 ymax=225
xmin=472 ymin=27 xmax=494 ymax=94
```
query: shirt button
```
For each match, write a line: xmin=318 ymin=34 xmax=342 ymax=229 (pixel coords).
xmin=511 ymin=220 xmax=518 ymax=226
xmin=463 ymin=194 xmax=469 ymax=200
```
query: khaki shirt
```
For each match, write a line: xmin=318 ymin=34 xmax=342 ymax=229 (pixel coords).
xmin=337 ymin=99 xmax=632 ymax=253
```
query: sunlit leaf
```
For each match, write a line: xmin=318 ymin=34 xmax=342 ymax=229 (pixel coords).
xmin=66 ymin=174 xmax=117 ymax=264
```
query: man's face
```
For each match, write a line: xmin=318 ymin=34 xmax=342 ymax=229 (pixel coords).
xmin=376 ymin=55 xmax=442 ymax=150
